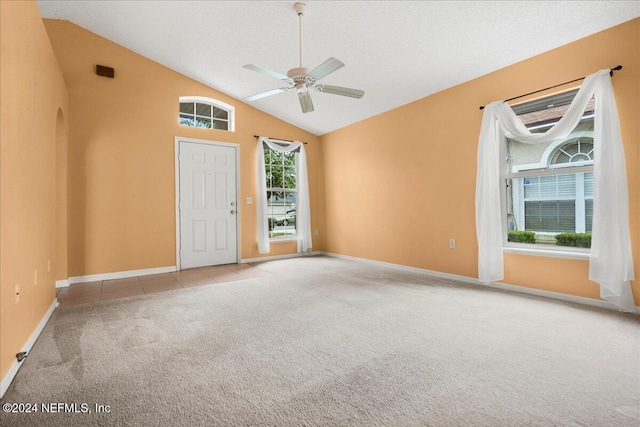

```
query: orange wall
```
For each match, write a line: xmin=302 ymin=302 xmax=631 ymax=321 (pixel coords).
xmin=0 ymin=2 xmax=637 ymax=385
xmin=0 ymin=1 xmax=68 ymax=379
xmin=322 ymin=18 xmax=639 ymax=305
xmin=42 ymin=20 xmax=326 ymax=278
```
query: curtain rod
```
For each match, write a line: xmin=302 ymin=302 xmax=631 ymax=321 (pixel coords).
xmin=479 ymin=65 xmax=622 ymax=110
xmin=254 ymin=135 xmax=307 ymax=144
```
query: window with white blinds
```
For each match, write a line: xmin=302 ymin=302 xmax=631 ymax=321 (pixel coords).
xmin=521 ymin=172 xmax=593 ymax=233
xmin=524 ymin=174 xmax=576 ymax=200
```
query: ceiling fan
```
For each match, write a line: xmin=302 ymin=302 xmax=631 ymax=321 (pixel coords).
xmin=243 ymin=2 xmax=364 ymax=113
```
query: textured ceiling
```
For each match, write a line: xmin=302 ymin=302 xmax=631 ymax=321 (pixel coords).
xmin=37 ymin=1 xmax=640 ymax=136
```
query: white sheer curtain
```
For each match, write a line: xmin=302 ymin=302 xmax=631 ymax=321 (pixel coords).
xmin=476 ymin=69 xmax=635 ymax=311
xmin=257 ymin=136 xmax=312 ymax=254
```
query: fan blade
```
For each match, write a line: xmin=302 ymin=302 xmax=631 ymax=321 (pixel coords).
xmin=315 ymin=84 xmax=364 ymax=99
xmin=245 ymin=87 xmax=290 ymax=101
xmin=243 ymin=64 xmax=292 ymax=82
xmin=298 ymin=91 xmax=314 ymax=113
xmin=308 ymin=57 xmax=344 ymax=81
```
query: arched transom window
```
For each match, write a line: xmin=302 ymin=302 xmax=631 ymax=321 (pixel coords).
xmin=179 ymin=96 xmax=235 ymax=131
xmin=551 ymin=137 xmax=594 ymax=165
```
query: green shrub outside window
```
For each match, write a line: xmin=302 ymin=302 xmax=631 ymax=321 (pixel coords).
xmin=555 ymin=233 xmax=591 ymax=248
xmin=507 ymin=231 xmax=536 ymax=244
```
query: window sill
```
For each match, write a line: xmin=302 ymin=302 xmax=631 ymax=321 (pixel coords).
xmin=503 ymin=244 xmax=589 ymax=260
xmin=269 ymin=237 xmax=298 ymax=243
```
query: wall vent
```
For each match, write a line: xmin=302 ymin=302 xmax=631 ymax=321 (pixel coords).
xmin=96 ymin=65 xmax=115 ymax=78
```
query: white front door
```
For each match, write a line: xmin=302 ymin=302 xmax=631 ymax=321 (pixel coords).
xmin=178 ymin=140 xmax=238 ymax=269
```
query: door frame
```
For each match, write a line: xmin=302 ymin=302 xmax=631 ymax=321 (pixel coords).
xmin=174 ymin=136 xmax=241 ymax=271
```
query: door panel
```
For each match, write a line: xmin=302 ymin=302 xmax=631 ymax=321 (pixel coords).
xmin=179 ymin=141 xmax=237 ymax=269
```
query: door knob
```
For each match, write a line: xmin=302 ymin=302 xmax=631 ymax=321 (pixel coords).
xmin=230 ymin=210 xmax=236 ymax=214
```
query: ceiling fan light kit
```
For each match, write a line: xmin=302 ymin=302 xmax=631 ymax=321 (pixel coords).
xmin=243 ymin=2 xmax=364 ymax=113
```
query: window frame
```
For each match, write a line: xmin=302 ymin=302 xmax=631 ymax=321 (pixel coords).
xmin=178 ymin=96 xmax=235 ymax=132
xmin=263 ymin=143 xmax=299 ymax=242
xmin=500 ymin=93 xmax=594 ymax=259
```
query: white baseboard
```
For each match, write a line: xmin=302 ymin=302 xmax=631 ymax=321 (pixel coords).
xmin=320 ymin=252 xmax=639 ymax=314
xmin=1 ymin=299 xmax=58 ymax=398
xmin=55 ymin=279 xmax=70 ymax=289
xmin=241 ymin=251 xmax=322 ymax=264
xmin=59 ymin=266 xmax=177 ymax=286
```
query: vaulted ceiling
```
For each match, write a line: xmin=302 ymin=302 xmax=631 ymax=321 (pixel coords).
xmin=37 ymin=1 xmax=640 ymax=135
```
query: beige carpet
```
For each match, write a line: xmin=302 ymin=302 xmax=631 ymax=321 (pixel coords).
xmin=1 ymin=255 xmax=639 ymax=426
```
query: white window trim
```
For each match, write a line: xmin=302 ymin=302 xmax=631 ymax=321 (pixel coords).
xmin=502 ymin=243 xmax=589 ymax=260
xmin=269 ymin=236 xmax=299 ymax=243
xmin=179 ymin=96 xmax=235 ymax=132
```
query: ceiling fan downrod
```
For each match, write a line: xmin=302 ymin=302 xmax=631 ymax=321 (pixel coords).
xmin=294 ymin=2 xmax=306 ymax=68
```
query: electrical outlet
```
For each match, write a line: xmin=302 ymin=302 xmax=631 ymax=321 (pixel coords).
xmin=34 ymin=269 xmax=38 ymax=286
xmin=246 ymin=197 xmax=253 ymax=204
xmin=449 ymin=239 xmax=456 ymax=249
xmin=314 ymin=228 xmax=319 ymax=236
xmin=48 ymin=259 xmax=51 ymax=273
xmin=15 ymin=283 xmax=20 ymax=304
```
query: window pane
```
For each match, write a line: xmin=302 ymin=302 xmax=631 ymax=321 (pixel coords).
xmin=266 ymin=165 xmax=273 ymax=188
xmin=553 ymin=151 xmax=571 ymax=164
xmin=556 ymin=174 xmax=576 ymax=198
xmin=284 ymin=167 xmax=296 ymax=189
xmin=585 ymin=199 xmax=593 ymax=232
xmin=269 ymin=191 xmax=284 ymax=204
xmin=525 ymin=200 xmax=575 ymax=232
xmin=283 ymin=152 xmax=296 ymax=168
xmin=270 ymin=150 xmax=284 ymax=165
xmin=196 ymin=103 xmax=212 ymax=117
xmin=213 ymin=107 xmax=228 ymax=120
xmin=538 ymin=177 xmax=558 ymax=199
xmin=211 ymin=120 xmax=228 ymax=130
xmin=179 ymin=115 xmax=195 ymax=126
xmin=195 ymin=117 xmax=212 ymax=128
xmin=263 ymin=148 xmax=272 ymax=164
xmin=180 ymin=102 xmax=194 ymax=114
xmin=523 ymin=177 xmax=539 ymax=199
xmin=584 ymin=172 xmax=594 ymax=197
xmin=270 ymin=165 xmax=284 ymax=188
xmin=284 ymin=192 xmax=296 ymax=207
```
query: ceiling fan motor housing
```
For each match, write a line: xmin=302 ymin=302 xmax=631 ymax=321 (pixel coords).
xmin=287 ymin=67 xmax=315 ymax=92
xmin=287 ymin=67 xmax=309 ymax=79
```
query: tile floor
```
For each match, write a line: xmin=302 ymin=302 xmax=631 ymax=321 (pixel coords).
xmin=56 ymin=263 xmax=271 ymax=306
